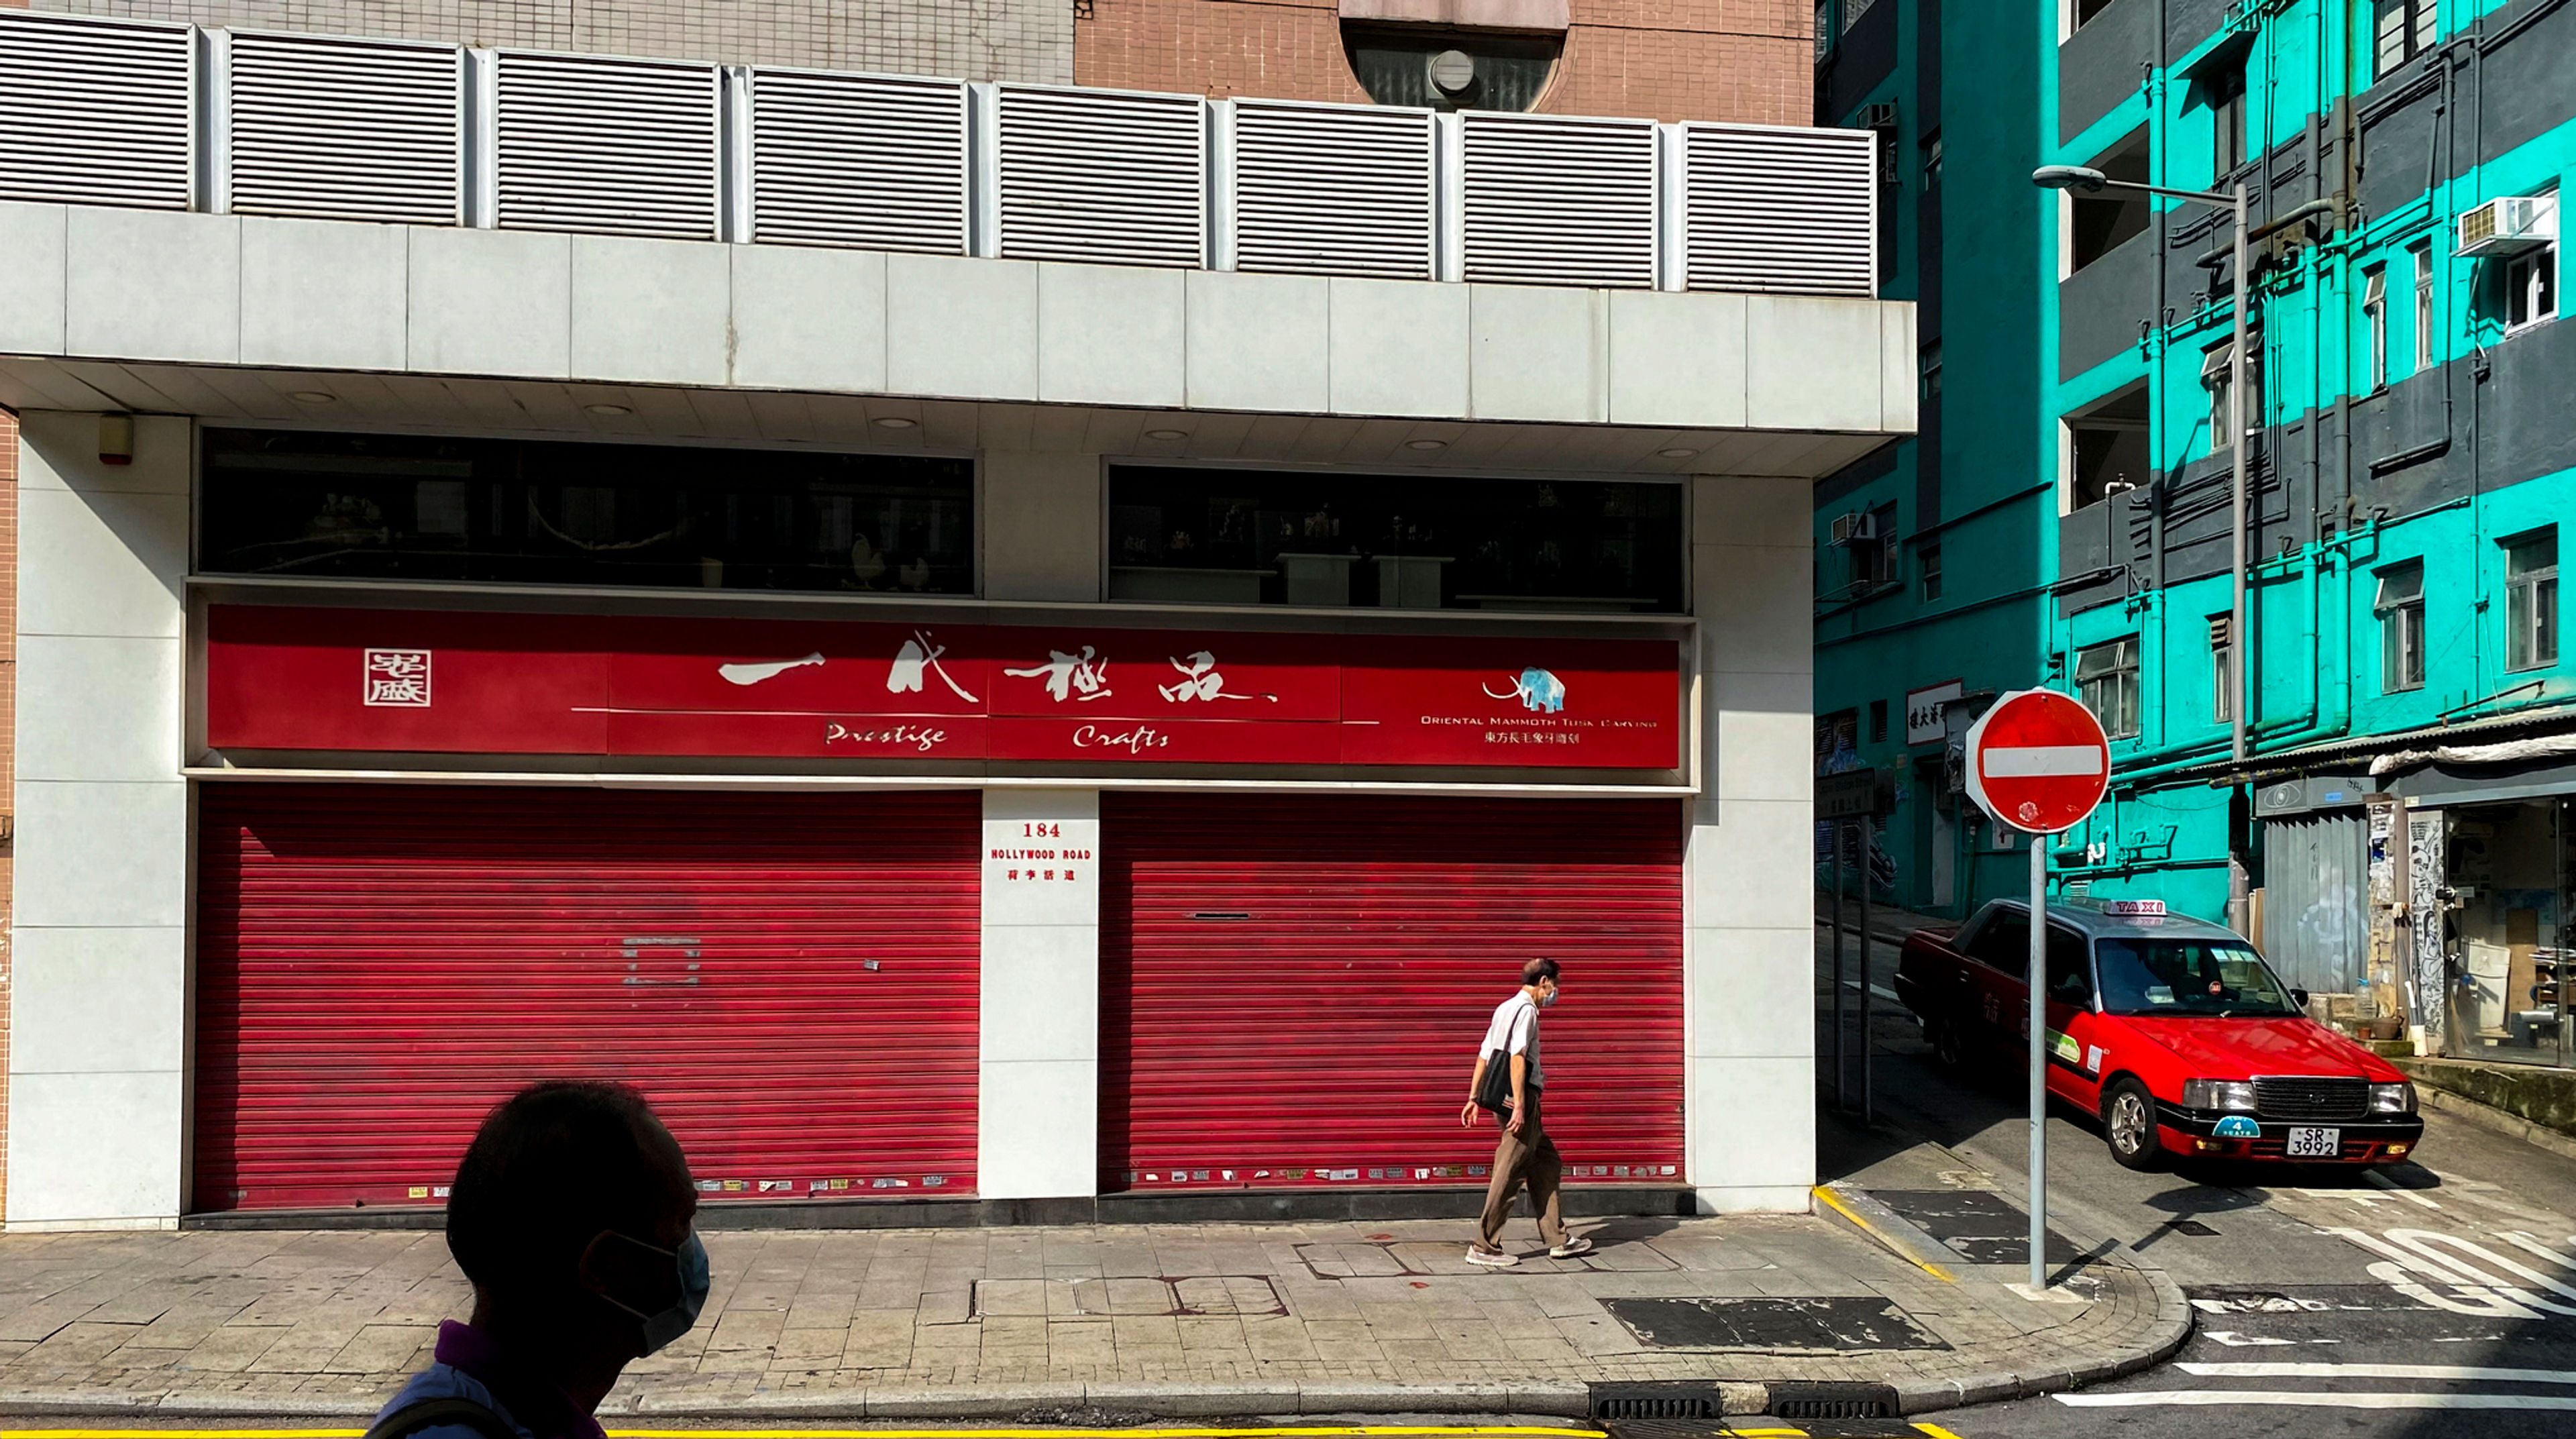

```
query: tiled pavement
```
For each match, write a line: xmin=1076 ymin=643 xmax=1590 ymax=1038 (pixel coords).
xmin=0 ymin=1209 xmax=2186 ymax=1417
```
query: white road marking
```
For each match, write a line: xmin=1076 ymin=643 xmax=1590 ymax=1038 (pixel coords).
xmin=2179 ymin=1361 xmax=2576 ymax=1383
xmin=2365 ymin=1168 xmax=2443 ymax=1210
xmin=2055 ymin=1391 xmax=2576 ymax=1410
xmin=2201 ymin=1331 xmax=2296 ymax=1347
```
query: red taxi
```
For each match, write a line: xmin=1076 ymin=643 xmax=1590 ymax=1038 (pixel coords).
xmin=1894 ymin=897 xmax=2423 ymax=1169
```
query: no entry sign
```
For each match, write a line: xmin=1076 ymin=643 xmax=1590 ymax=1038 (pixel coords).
xmin=1962 ymin=688 xmax=2109 ymax=835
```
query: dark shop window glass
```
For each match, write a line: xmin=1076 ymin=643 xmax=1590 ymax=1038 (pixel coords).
xmin=1107 ymin=466 xmax=1682 ymax=612
xmin=199 ymin=429 xmax=974 ymax=595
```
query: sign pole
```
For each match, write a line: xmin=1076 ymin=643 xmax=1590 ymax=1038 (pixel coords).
xmin=2027 ymin=833 xmax=2048 ymax=1292
xmin=1962 ymin=686 xmax=2108 ymax=1298
xmin=1831 ymin=823 xmax=1847 ymax=1112
xmin=1860 ymin=823 xmax=1874 ymax=1124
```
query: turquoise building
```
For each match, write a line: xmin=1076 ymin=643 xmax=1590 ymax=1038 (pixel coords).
xmin=1815 ymin=0 xmax=2572 ymax=1067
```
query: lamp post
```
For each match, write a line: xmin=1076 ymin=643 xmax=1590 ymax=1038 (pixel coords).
xmin=2033 ymin=165 xmax=2251 ymax=765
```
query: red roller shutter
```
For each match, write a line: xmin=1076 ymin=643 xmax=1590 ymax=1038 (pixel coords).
xmin=195 ymin=784 xmax=981 ymax=1212
xmin=1103 ymin=794 xmax=1684 ymax=1192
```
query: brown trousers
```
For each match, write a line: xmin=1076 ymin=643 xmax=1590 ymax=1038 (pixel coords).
xmin=1478 ymin=1089 xmax=1570 ymax=1252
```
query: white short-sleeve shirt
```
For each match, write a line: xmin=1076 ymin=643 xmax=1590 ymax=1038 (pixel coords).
xmin=1480 ymin=992 xmax=1544 ymax=1090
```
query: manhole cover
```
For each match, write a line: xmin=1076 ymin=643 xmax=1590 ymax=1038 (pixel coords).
xmin=1174 ymin=1275 xmax=1286 ymax=1315
xmin=1297 ymin=1242 xmax=1412 ymax=1278
xmin=1603 ymin=1296 xmax=1949 ymax=1352
xmin=1866 ymin=1188 xmax=2084 ymax=1265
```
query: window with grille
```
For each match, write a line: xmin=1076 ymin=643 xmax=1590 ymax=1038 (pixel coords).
xmin=2211 ymin=66 xmax=2247 ymax=178
xmin=2375 ymin=0 xmax=2438 ymax=80
xmin=2506 ymin=531 xmax=2559 ymax=673
xmin=2076 ymin=637 xmax=2141 ymax=740
xmin=2375 ymin=562 xmax=2425 ymax=693
xmin=2202 ymin=341 xmax=2259 ymax=453
xmin=1920 ymin=544 xmax=1943 ymax=602
xmin=2208 ymin=615 xmax=2235 ymax=725
xmin=2412 ymin=241 xmax=2436 ymax=371
xmin=2363 ymin=266 xmax=2388 ymax=391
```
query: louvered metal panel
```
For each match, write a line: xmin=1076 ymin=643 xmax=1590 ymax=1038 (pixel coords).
xmin=1684 ymin=123 xmax=1878 ymax=297
xmin=0 ymin=10 xmax=192 ymax=209
xmin=1232 ymin=99 xmax=1433 ymax=280
xmin=749 ymin=66 xmax=966 ymax=253
xmin=1459 ymin=111 xmax=1657 ymax=288
xmin=2261 ymin=812 xmax=2367 ymax=996
xmin=495 ymin=50 xmax=718 ymax=239
xmin=229 ymin=30 xmax=460 ymax=225
xmin=996 ymin=83 xmax=1203 ymax=268
xmin=195 ymin=784 xmax=983 ymax=1212
xmin=1102 ymin=794 xmax=1685 ymax=1193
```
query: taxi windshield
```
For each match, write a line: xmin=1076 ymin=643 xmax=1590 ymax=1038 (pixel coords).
xmin=2094 ymin=938 xmax=2300 ymax=1017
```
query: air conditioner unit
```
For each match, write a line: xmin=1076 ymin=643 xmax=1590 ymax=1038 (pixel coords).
xmin=1829 ymin=511 xmax=1880 ymax=546
xmin=2457 ymin=195 xmax=2557 ymax=257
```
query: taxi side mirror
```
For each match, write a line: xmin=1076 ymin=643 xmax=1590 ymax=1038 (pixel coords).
xmin=2291 ymin=988 xmax=2311 ymax=1010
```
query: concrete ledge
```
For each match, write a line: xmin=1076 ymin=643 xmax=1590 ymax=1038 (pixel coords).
xmin=2396 ymin=1056 xmax=2576 ymax=1140
xmin=0 ymin=199 xmax=1916 ymax=437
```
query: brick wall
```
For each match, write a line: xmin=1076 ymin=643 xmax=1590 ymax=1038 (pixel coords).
xmin=30 ymin=0 xmax=1073 ymax=83
xmin=1077 ymin=0 xmax=1811 ymax=123
xmin=1077 ymin=0 xmax=1368 ymax=103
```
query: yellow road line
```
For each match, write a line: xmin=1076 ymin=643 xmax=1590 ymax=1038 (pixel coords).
xmin=0 ymin=1429 xmax=1605 ymax=1439
xmin=1911 ymin=1423 xmax=1968 ymax=1438
xmin=1811 ymin=1185 xmax=1956 ymax=1284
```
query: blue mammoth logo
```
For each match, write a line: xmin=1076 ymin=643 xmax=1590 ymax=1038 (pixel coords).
xmin=1485 ymin=667 xmax=1568 ymax=713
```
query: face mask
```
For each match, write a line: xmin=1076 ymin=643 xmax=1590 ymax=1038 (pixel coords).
xmin=595 ymin=1228 xmax=711 ymax=1353
xmin=1540 ymin=988 xmax=1560 ymax=1008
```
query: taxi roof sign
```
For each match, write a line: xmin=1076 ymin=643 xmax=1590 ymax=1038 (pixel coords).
xmin=2098 ymin=899 xmax=2165 ymax=916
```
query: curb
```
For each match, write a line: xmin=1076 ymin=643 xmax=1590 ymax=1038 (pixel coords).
xmin=2416 ymin=1081 xmax=2576 ymax=1162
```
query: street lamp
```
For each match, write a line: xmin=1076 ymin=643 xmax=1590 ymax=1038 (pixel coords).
xmin=2034 ymin=165 xmax=2253 ymax=765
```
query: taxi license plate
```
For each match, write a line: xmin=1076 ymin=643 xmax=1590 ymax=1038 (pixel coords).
xmin=2286 ymin=1126 xmax=2341 ymax=1158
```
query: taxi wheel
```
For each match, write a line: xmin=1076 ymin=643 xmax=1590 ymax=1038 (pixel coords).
xmin=2102 ymin=1078 xmax=2163 ymax=1171
xmin=1930 ymin=1017 xmax=1968 ymax=1071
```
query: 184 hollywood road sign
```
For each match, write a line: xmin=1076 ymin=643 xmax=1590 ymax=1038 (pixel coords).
xmin=1962 ymin=688 xmax=2110 ymax=835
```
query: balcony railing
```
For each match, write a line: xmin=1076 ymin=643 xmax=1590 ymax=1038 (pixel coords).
xmin=0 ymin=10 xmax=1880 ymax=297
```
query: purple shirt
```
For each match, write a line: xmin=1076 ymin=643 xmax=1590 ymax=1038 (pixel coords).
xmin=374 ymin=1322 xmax=608 ymax=1439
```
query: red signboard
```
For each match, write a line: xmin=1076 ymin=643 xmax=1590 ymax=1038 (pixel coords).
xmin=1962 ymin=688 xmax=2110 ymax=834
xmin=205 ymin=606 xmax=1683 ymax=771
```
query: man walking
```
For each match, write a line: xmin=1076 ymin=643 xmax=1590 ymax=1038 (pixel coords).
xmin=1459 ymin=957 xmax=1592 ymax=1267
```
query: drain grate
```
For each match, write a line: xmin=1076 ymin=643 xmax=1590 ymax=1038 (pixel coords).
xmin=1767 ymin=1381 xmax=1897 ymax=1420
xmin=1590 ymin=1380 xmax=1725 ymax=1424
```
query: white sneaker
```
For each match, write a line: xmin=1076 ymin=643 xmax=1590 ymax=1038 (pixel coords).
xmin=1548 ymin=1236 xmax=1595 ymax=1259
xmin=1464 ymin=1245 xmax=1519 ymax=1267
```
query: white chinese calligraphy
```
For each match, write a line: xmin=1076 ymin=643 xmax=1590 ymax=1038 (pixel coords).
xmin=1005 ymin=647 xmax=1112 ymax=702
xmin=719 ymin=652 xmax=825 ymax=686
xmin=1155 ymin=650 xmax=1273 ymax=703
xmin=888 ymin=629 xmax=979 ymax=702
xmin=363 ymin=649 xmax=432 ymax=707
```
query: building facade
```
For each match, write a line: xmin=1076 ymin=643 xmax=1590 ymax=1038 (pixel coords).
xmin=1815 ymin=0 xmax=2572 ymax=1069
xmin=1809 ymin=0 xmax=2050 ymax=919
xmin=0 ymin=7 xmax=1904 ymax=1227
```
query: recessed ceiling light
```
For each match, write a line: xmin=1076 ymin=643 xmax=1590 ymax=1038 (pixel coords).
xmin=1144 ymin=428 xmax=1188 ymax=441
xmin=1404 ymin=438 xmax=1448 ymax=451
xmin=1658 ymin=447 xmax=1700 ymax=459
xmin=584 ymin=403 xmax=632 ymax=417
xmin=288 ymin=390 xmax=337 ymax=404
xmin=873 ymin=416 xmax=919 ymax=430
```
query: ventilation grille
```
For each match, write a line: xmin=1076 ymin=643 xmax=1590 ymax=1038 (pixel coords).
xmin=495 ymin=50 xmax=717 ymax=239
xmin=1232 ymin=98 xmax=1432 ymax=280
xmin=0 ymin=11 xmax=193 ymax=209
xmin=996 ymin=83 xmax=1203 ymax=268
xmin=1684 ymin=123 xmax=1877 ymax=297
xmin=229 ymin=30 xmax=460 ymax=225
xmin=1460 ymin=111 xmax=1657 ymax=288
xmin=749 ymin=66 xmax=966 ymax=253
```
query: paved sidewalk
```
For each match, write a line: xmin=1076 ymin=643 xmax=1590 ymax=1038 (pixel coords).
xmin=0 ymin=1199 xmax=2186 ymax=1419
